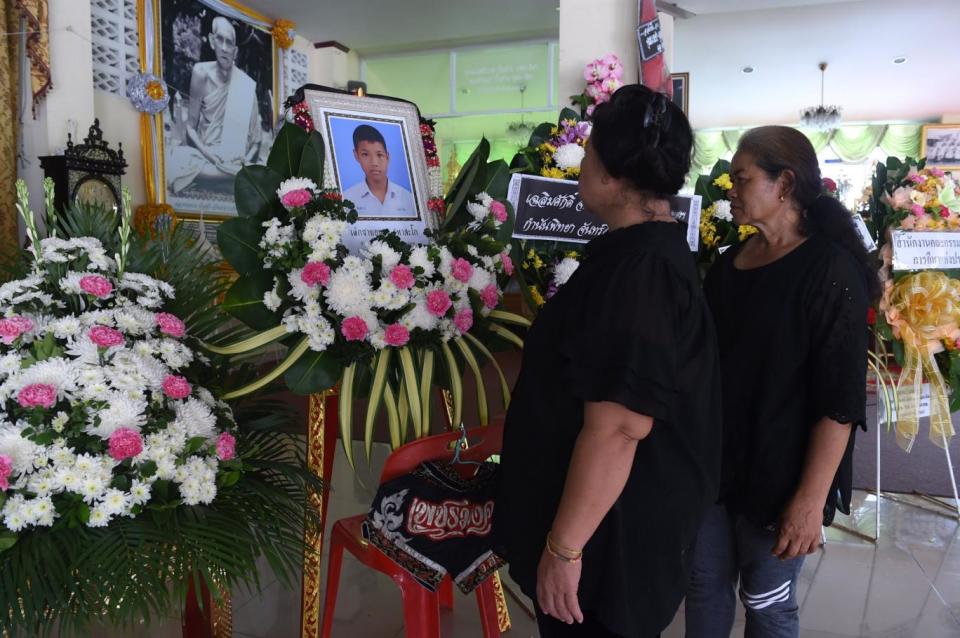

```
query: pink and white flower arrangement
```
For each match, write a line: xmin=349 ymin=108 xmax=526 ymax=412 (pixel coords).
xmin=0 ymin=233 xmax=238 ymax=533
xmin=259 ymin=189 xmax=513 ymax=357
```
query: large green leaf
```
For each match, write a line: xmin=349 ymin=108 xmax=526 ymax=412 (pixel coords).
xmin=527 ymin=122 xmax=555 ymax=149
xmin=299 ymin=131 xmax=326 ymax=184
xmin=217 ymin=216 xmax=264 ymax=276
xmin=221 ymin=272 xmax=277 ymax=330
xmin=483 ymin=159 xmax=511 ymax=200
xmin=283 ymin=349 xmax=344 ymax=395
xmin=444 ymin=138 xmax=490 ymax=226
xmin=268 ymin=123 xmax=309 ymax=179
xmin=235 ymin=165 xmax=284 ymax=219
xmin=558 ymin=107 xmax=580 ymax=123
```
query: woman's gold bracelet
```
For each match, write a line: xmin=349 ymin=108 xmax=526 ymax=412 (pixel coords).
xmin=546 ymin=532 xmax=583 ymax=562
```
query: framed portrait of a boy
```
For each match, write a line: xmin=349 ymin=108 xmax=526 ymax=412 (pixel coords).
xmin=139 ymin=0 xmax=280 ymax=219
xmin=300 ymin=88 xmax=435 ymax=252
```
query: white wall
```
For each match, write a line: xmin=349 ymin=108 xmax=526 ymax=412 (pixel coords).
xmin=310 ymin=44 xmax=361 ymax=89
xmin=674 ymin=0 xmax=960 ymax=129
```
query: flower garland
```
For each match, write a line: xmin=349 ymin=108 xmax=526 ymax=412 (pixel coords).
xmin=272 ymin=19 xmax=296 ymax=50
xmin=0 ymin=183 xmax=237 ymax=534
xmin=420 ymin=120 xmax=446 ymax=218
xmin=260 ymin=178 xmax=512 ymax=356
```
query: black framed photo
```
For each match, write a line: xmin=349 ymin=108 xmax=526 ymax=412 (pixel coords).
xmin=671 ymin=72 xmax=689 ymax=116
xmin=922 ymin=124 xmax=960 ymax=171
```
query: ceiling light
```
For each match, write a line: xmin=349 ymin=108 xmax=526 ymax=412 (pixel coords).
xmin=741 ymin=66 xmax=755 ymax=74
xmin=800 ymin=62 xmax=841 ymax=130
xmin=892 ymin=56 xmax=908 ymax=65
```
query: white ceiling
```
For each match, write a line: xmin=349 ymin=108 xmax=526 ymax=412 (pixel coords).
xmin=240 ymin=0 xmax=559 ymax=54
xmin=674 ymin=0 xmax=960 ymax=128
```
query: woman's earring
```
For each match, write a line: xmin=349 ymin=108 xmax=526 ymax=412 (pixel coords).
xmin=779 ymin=195 xmax=785 ymax=202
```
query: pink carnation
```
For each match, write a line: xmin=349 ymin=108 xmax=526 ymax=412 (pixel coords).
xmin=480 ymin=284 xmax=499 ymax=310
xmin=454 ymin=308 xmax=474 ymax=334
xmin=280 ymin=189 xmax=313 ymax=210
xmin=930 ymin=167 xmax=946 ymax=178
xmin=389 ymin=264 xmax=416 ymax=290
xmin=384 ymin=323 xmax=410 ymax=347
xmin=162 ymin=375 xmax=192 ymax=399
xmin=216 ymin=432 xmax=236 ymax=461
xmin=911 ymin=204 xmax=926 ymax=217
xmin=79 ymin=275 xmax=113 ymax=298
xmin=908 ymin=173 xmax=927 ymax=184
xmin=490 ymin=201 xmax=508 ymax=223
xmin=0 ymin=316 xmax=33 ymax=344
xmin=89 ymin=325 xmax=125 ymax=348
xmin=426 ymin=290 xmax=453 ymax=317
xmin=0 ymin=454 xmax=11 ymax=490
xmin=341 ymin=316 xmax=369 ymax=342
xmin=451 ymin=258 xmax=474 ymax=283
xmin=301 ymin=261 xmax=331 ymax=287
xmin=500 ymin=252 xmax=514 ymax=276
xmin=941 ymin=206 xmax=951 ymax=219
xmin=18 ymin=383 xmax=57 ymax=409
xmin=108 ymin=427 xmax=143 ymax=461
xmin=155 ymin=312 xmax=186 ymax=338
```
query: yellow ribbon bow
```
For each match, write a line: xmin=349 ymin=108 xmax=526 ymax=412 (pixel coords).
xmin=882 ymin=271 xmax=960 ymax=451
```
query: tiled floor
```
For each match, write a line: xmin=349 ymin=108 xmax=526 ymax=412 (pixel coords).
xmin=90 ymin=439 xmax=960 ymax=637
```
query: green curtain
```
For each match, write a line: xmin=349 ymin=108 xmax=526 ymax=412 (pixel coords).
xmin=721 ymin=130 xmax=743 ymax=152
xmin=830 ymin=125 xmax=887 ymax=162
xmin=880 ymin=124 xmax=922 ymax=159
xmin=798 ymin=129 xmax=832 ymax=153
xmin=692 ymin=130 xmax=728 ymax=173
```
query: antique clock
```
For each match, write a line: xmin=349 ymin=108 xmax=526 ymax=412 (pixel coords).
xmin=39 ymin=119 xmax=127 ymax=213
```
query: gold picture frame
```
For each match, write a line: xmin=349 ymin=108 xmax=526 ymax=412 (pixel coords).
xmin=138 ymin=0 xmax=281 ymax=220
xmin=670 ymin=72 xmax=688 ymax=116
xmin=921 ymin=123 xmax=960 ymax=171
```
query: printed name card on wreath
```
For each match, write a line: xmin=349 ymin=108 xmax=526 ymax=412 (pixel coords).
xmin=508 ymin=173 xmax=702 ymax=250
xmin=890 ymin=230 xmax=960 ymax=271
xmin=300 ymin=88 xmax=437 ymax=253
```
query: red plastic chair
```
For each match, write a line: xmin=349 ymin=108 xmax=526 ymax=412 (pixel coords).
xmin=320 ymin=422 xmax=505 ymax=637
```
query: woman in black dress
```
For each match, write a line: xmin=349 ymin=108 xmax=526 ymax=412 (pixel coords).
xmin=495 ymin=85 xmax=722 ymax=638
xmin=684 ymin=126 xmax=880 ymax=638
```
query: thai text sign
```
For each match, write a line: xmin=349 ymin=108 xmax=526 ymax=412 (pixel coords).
xmin=891 ymin=231 xmax=960 ymax=271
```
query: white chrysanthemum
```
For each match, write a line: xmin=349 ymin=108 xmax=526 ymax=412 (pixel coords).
xmin=87 ymin=505 xmax=111 ymax=527
xmin=87 ymin=395 xmax=147 ymax=438
xmin=713 ymin=199 xmax=733 ymax=222
xmin=263 ymin=277 xmax=283 ymax=311
xmin=19 ymin=357 xmax=77 ymax=394
xmin=25 ymin=496 xmax=56 ymax=527
xmin=113 ymin=306 xmax=155 ymax=335
xmin=129 ymin=479 xmax=151 ymax=505
xmin=157 ymin=339 xmax=192 ymax=370
xmin=364 ymin=240 xmax=402 ymax=271
xmin=48 ymin=316 xmax=82 ymax=339
xmin=100 ymin=488 xmax=131 ymax=516
xmin=287 ymin=269 xmax=319 ymax=304
xmin=277 ymin=177 xmax=318 ymax=199
xmin=0 ymin=424 xmax=41 ymax=474
xmin=553 ymin=257 xmax=581 ymax=287
xmin=400 ymin=295 xmax=440 ymax=332
xmin=467 ymin=267 xmax=493 ymax=292
xmin=466 ymin=201 xmax=488 ymax=223
xmin=408 ymin=246 xmax=435 ymax=278
xmin=174 ymin=398 xmax=217 ymax=441
xmin=553 ymin=143 xmax=585 ymax=171
xmin=302 ymin=315 xmax=336 ymax=352
xmin=2 ymin=495 xmax=27 ymax=532
xmin=477 ymin=192 xmax=493 ymax=208
xmin=324 ymin=267 xmax=373 ymax=317
xmin=0 ymin=353 xmax=21 ymax=377
xmin=371 ymin=281 xmax=409 ymax=311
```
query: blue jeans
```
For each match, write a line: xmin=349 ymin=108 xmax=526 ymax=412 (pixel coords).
xmin=685 ymin=504 xmax=805 ymax=638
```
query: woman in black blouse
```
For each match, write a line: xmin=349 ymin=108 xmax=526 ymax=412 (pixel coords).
xmin=495 ymin=85 xmax=722 ymax=638
xmin=685 ymin=126 xmax=880 ymax=638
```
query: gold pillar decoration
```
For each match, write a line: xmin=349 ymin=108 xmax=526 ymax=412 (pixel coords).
xmin=0 ymin=2 xmax=21 ymax=264
xmin=300 ymin=392 xmax=327 ymax=637
xmin=15 ymin=0 xmax=51 ymax=115
xmin=211 ymin=580 xmax=233 ymax=638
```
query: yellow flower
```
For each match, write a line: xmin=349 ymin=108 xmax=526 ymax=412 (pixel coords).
xmin=566 ymin=250 xmax=580 ymax=259
xmin=549 ymin=127 xmax=559 ymax=137
xmin=738 ymin=224 xmax=758 ymax=241
xmin=713 ymin=173 xmax=733 ymax=191
xmin=699 ymin=217 xmax=719 ymax=248
xmin=272 ymin=19 xmax=296 ymax=49
xmin=145 ymin=80 xmax=166 ymax=100
xmin=529 ymin=286 xmax=545 ymax=308
xmin=702 ymin=202 xmax=717 ymax=220
xmin=564 ymin=167 xmax=581 ymax=179
xmin=541 ymin=167 xmax=566 ymax=180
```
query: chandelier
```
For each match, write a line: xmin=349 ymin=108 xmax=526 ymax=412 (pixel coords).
xmin=507 ymin=84 xmax=536 ymax=136
xmin=800 ymin=62 xmax=841 ymax=130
